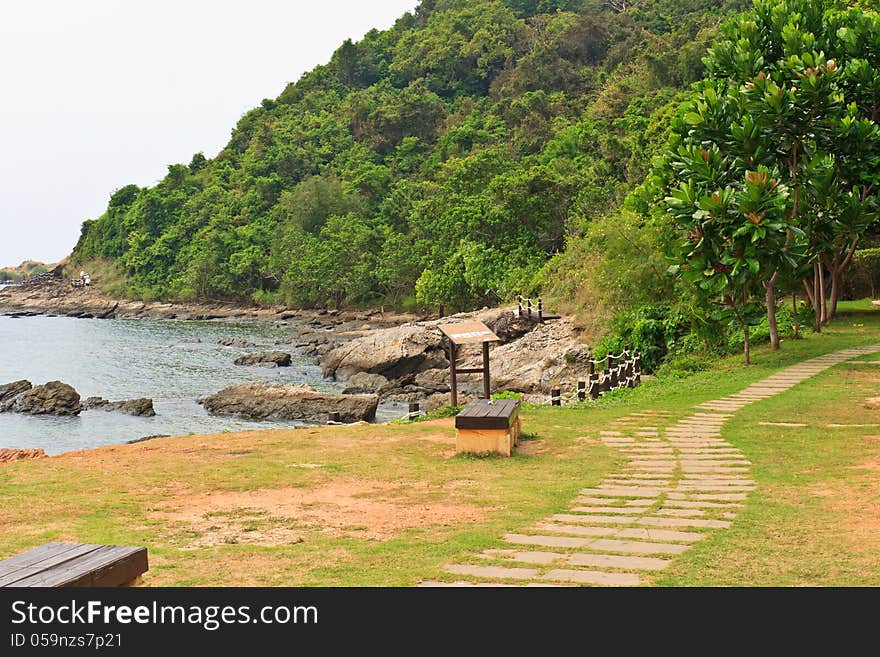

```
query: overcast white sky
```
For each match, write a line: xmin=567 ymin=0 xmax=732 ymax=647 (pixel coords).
xmin=0 ymin=0 xmax=417 ymax=267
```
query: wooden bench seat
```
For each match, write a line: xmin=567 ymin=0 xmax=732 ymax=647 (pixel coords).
xmin=0 ymin=542 xmax=148 ymax=587
xmin=454 ymin=399 xmax=521 ymax=456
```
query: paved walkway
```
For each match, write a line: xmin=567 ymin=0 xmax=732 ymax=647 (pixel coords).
xmin=420 ymin=345 xmax=880 ymax=587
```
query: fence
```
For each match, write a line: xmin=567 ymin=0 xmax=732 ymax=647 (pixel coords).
xmin=517 ymin=295 xmax=545 ymax=323
xmin=550 ymin=348 xmax=642 ymax=405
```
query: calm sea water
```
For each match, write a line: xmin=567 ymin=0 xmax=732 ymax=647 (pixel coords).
xmin=0 ymin=315 xmax=398 ymax=454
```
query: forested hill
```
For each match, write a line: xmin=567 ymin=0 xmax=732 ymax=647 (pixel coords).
xmin=72 ymin=0 xmax=748 ymax=309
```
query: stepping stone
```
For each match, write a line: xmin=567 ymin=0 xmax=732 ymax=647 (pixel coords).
xmin=677 ymin=449 xmax=743 ymax=455
xmin=758 ymin=421 xmax=807 ymax=427
xmin=615 ymin=527 xmax=704 ymax=542
xmin=667 ymin=492 xmax=748 ymax=501
xmin=567 ymin=553 xmax=671 ymax=571
xmin=589 ymin=487 xmax=668 ymax=497
xmin=609 ymin=473 xmax=672 ymax=479
xmin=504 ymin=533 xmax=592 ymax=549
xmin=535 ymin=523 xmax=618 ymax=537
xmin=418 ymin=581 xmax=521 ymax=587
xmin=827 ymin=423 xmax=880 ymax=428
xmin=656 ymin=508 xmax=706 ymax=517
xmin=553 ymin=514 xmax=633 ymax=525
xmin=679 ymin=466 xmax=750 ymax=473
xmin=587 ymin=538 xmax=689 ymax=555
xmin=577 ymin=497 xmax=638 ymax=505
xmin=599 ymin=431 xmax=624 ymax=436
xmin=677 ymin=485 xmax=754 ymax=492
xmin=543 ymin=569 xmax=641 ymax=586
xmin=445 ymin=564 xmax=538 ymax=580
xmin=637 ymin=516 xmax=731 ymax=529
xmin=663 ymin=500 xmax=744 ymax=509
xmin=683 ymin=474 xmax=751 ymax=481
xmin=570 ymin=506 xmax=650 ymax=515
xmin=494 ymin=551 xmax=568 ymax=565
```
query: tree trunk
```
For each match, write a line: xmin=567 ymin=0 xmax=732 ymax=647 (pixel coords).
xmin=804 ymin=264 xmax=821 ymax=333
xmin=792 ymin=292 xmax=799 ymax=339
xmin=765 ymin=273 xmax=780 ymax=350
xmin=825 ymin=240 xmax=859 ymax=321
xmin=743 ymin=325 xmax=751 ymax=365
xmin=819 ymin=261 xmax=828 ymax=324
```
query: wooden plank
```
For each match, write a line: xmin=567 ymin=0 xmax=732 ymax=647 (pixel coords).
xmin=16 ymin=546 xmax=147 ymax=588
xmin=0 ymin=544 xmax=104 ymax=587
xmin=455 ymin=403 xmax=518 ymax=430
xmin=438 ymin=322 xmax=500 ymax=345
xmin=0 ymin=543 xmax=77 ymax=574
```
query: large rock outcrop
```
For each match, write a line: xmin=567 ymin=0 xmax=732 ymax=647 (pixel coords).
xmin=199 ymin=382 xmax=378 ymax=423
xmin=321 ymin=323 xmax=447 ymax=381
xmin=0 ymin=380 xmax=32 ymax=406
xmin=0 ymin=448 xmax=47 ymax=464
xmin=459 ymin=319 xmax=592 ymax=394
xmin=233 ymin=351 xmax=292 ymax=367
xmin=82 ymin=396 xmax=156 ymax=417
xmin=8 ymin=381 xmax=81 ymax=415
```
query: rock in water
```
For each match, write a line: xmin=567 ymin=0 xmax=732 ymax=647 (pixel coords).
xmin=200 ymin=382 xmax=378 ymax=423
xmin=233 ymin=352 xmax=292 ymax=367
xmin=11 ymin=381 xmax=81 ymax=416
xmin=217 ymin=338 xmax=257 ymax=348
xmin=321 ymin=324 xmax=446 ymax=381
xmin=342 ymin=372 xmax=391 ymax=394
xmin=0 ymin=380 xmax=32 ymax=408
xmin=0 ymin=448 xmax=47 ymax=464
xmin=83 ymin=396 xmax=156 ymax=417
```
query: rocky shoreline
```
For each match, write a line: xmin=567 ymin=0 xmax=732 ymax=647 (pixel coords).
xmin=1 ymin=280 xmax=596 ymax=428
xmin=0 ymin=279 xmax=417 ymax=327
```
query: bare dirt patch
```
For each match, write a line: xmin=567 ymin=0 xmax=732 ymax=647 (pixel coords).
xmin=813 ymin=459 xmax=880 ymax=554
xmin=151 ymin=478 xmax=488 ymax=544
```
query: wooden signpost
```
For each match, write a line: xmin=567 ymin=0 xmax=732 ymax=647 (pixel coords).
xmin=437 ymin=321 xmax=500 ymax=405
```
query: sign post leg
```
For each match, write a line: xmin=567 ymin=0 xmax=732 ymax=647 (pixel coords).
xmin=449 ymin=341 xmax=458 ymax=407
xmin=482 ymin=341 xmax=490 ymax=399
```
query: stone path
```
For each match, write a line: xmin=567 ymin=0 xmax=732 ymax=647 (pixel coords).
xmin=419 ymin=345 xmax=879 ymax=587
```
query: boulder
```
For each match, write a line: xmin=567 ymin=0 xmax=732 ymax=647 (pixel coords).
xmin=218 ymin=338 xmax=257 ymax=348
xmin=0 ymin=380 xmax=32 ymax=406
xmin=321 ymin=323 xmax=447 ymax=381
xmin=0 ymin=448 xmax=47 ymax=464
xmin=200 ymin=382 xmax=378 ymax=423
xmin=83 ymin=396 xmax=156 ymax=417
xmin=10 ymin=381 xmax=81 ymax=416
xmin=234 ymin=352 xmax=292 ymax=367
xmin=458 ymin=319 xmax=592 ymax=394
xmin=413 ymin=368 xmax=451 ymax=393
xmin=425 ymin=392 xmax=475 ymax=412
xmin=487 ymin=310 xmax=535 ymax=343
xmin=342 ymin=372 xmax=391 ymax=395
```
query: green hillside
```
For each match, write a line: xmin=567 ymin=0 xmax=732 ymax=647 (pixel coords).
xmin=72 ymin=0 xmax=749 ymax=309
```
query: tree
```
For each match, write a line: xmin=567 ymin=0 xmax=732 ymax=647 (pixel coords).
xmin=664 ymin=154 xmax=792 ymax=364
xmin=660 ymin=0 xmax=880 ymax=354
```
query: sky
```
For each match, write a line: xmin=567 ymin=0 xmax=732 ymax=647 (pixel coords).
xmin=0 ymin=0 xmax=418 ymax=268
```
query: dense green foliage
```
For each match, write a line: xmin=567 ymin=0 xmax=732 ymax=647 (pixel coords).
xmin=0 ymin=261 xmax=49 ymax=282
xmin=651 ymin=0 xmax=880 ymax=361
xmin=72 ymin=0 xmax=749 ymax=308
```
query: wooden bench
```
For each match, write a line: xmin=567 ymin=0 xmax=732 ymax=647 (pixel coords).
xmin=454 ymin=398 xmax=521 ymax=456
xmin=0 ymin=542 xmax=148 ymax=587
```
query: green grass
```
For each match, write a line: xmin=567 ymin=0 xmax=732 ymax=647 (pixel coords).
xmin=2 ymin=300 xmax=880 ymax=585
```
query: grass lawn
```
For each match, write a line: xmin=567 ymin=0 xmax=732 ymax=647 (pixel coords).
xmin=2 ymin=299 xmax=880 ymax=586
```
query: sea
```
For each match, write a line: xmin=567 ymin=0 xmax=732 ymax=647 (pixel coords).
xmin=0 ymin=314 xmax=398 ymax=454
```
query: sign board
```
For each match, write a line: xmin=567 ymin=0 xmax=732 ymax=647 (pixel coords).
xmin=438 ymin=321 xmax=500 ymax=345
